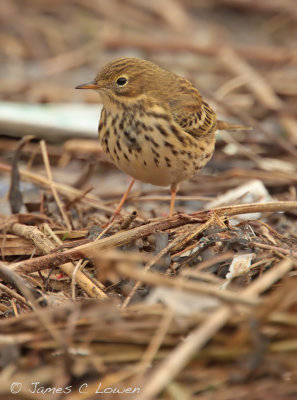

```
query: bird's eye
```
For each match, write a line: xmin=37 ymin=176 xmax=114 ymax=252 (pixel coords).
xmin=116 ymin=77 xmax=128 ymax=86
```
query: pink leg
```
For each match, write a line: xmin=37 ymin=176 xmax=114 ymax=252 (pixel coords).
xmin=110 ymin=179 xmax=135 ymax=222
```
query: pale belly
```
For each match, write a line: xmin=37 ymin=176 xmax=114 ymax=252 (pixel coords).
xmin=109 ymin=145 xmax=193 ymax=187
xmin=98 ymin=108 xmax=215 ymax=187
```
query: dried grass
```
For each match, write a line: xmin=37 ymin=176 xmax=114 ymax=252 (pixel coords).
xmin=0 ymin=1 xmax=297 ymax=399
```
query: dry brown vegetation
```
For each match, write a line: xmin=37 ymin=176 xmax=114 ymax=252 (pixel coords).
xmin=0 ymin=1 xmax=297 ymax=399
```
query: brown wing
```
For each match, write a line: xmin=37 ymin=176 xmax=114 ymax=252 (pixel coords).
xmin=174 ymin=100 xmax=217 ymax=138
xmin=166 ymin=76 xmax=217 ymax=138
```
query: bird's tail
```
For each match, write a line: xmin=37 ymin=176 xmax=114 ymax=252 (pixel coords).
xmin=216 ymin=120 xmax=252 ymax=131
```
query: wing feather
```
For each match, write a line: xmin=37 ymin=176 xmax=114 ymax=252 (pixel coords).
xmin=165 ymin=76 xmax=217 ymax=138
xmin=173 ymin=100 xmax=217 ymax=138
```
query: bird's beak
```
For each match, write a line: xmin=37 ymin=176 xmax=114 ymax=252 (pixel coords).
xmin=75 ymin=81 xmax=99 ymax=90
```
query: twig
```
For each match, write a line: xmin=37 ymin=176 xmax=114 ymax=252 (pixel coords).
xmin=122 ymin=232 xmax=187 ymax=308
xmin=187 ymin=252 xmax=234 ymax=271
xmin=40 ymin=140 xmax=72 ymax=230
xmin=0 ymin=262 xmax=63 ymax=344
xmin=117 ymin=263 xmax=259 ymax=307
xmin=10 ymin=223 xmax=107 ymax=299
xmin=0 ymin=282 xmax=29 ymax=307
xmin=0 ymin=162 xmax=116 ymax=215
xmin=136 ymin=309 xmax=173 ymax=377
xmin=11 ymin=201 xmax=297 ymax=274
xmin=170 ymin=213 xmax=223 ymax=253
xmin=138 ymin=258 xmax=294 ymax=399
xmin=249 ymin=242 xmax=297 ymax=259
xmin=127 ymin=195 xmax=213 ymax=203
xmin=206 ymin=201 xmax=297 ymax=217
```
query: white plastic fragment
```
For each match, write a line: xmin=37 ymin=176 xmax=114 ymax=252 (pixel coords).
xmin=225 ymin=253 xmax=254 ymax=280
xmin=206 ymin=179 xmax=273 ymax=221
xmin=145 ymin=286 xmax=220 ymax=316
xmin=221 ymin=253 xmax=255 ymax=290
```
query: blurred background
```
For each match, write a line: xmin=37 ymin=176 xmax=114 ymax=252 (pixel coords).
xmin=1 ymin=0 xmax=296 ymax=102
xmin=1 ymin=3 xmax=297 ymax=398
xmin=0 ymin=0 xmax=296 ymax=215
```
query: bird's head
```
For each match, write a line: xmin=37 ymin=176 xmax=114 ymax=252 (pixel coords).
xmin=75 ymin=58 xmax=164 ymax=103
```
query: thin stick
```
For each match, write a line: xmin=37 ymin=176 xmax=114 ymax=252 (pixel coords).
xmin=138 ymin=306 xmax=231 ymax=400
xmin=136 ymin=310 xmax=173 ymax=377
xmin=208 ymin=201 xmax=297 ymax=217
xmin=117 ymin=263 xmax=258 ymax=307
xmin=11 ymin=201 xmax=297 ymax=274
xmin=0 ymin=282 xmax=29 ymax=307
xmin=138 ymin=258 xmax=294 ymax=400
xmin=11 ymin=222 xmax=107 ymax=299
xmin=127 ymin=195 xmax=213 ymax=202
xmin=40 ymin=140 xmax=72 ymax=230
xmin=0 ymin=162 xmax=115 ymax=215
xmin=249 ymin=242 xmax=297 ymax=259
xmin=122 ymin=233 xmax=185 ymax=308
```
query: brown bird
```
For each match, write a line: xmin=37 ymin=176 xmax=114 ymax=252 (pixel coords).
xmin=76 ymin=58 xmax=233 ymax=218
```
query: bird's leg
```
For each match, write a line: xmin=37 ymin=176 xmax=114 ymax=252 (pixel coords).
xmin=110 ymin=178 xmax=135 ymax=223
xmin=169 ymin=183 xmax=178 ymax=217
xmin=101 ymin=179 xmax=135 ymax=228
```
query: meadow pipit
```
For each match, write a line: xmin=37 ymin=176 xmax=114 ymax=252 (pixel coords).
xmin=76 ymin=58 xmax=218 ymax=217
